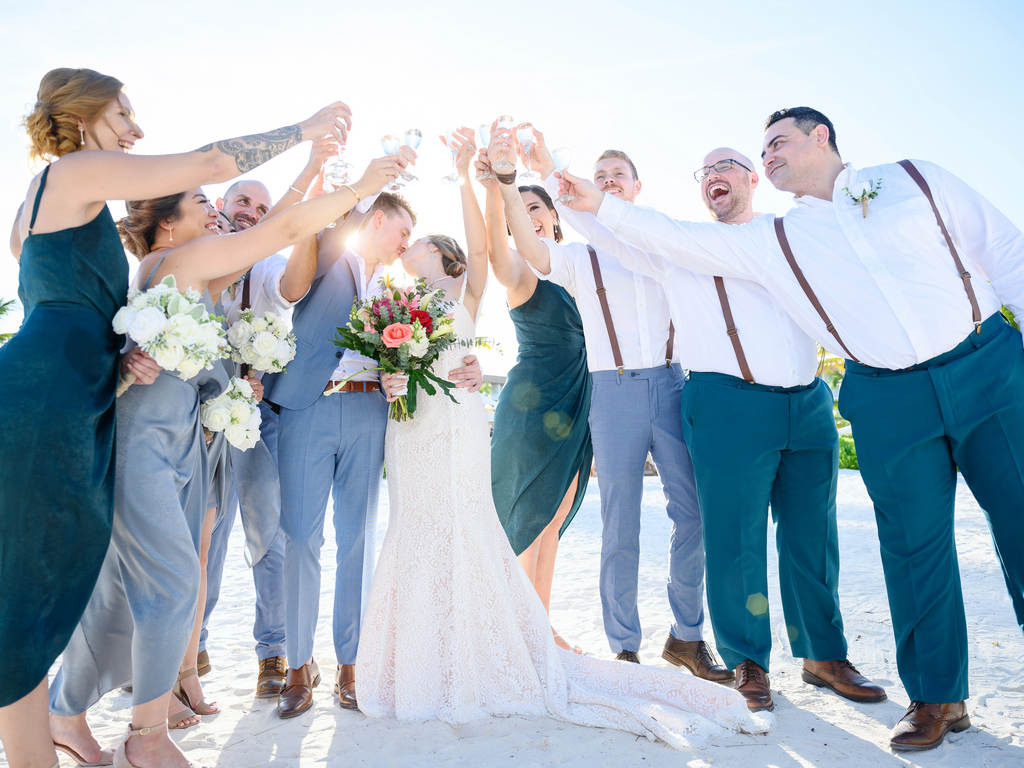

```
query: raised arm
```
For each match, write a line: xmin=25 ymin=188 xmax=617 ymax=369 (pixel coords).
xmin=263 ymin=135 xmax=339 ymax=220
xmin=447 ymin=127 xmax=488 ymax=321
xmin=161 ymin=154 xmax=405 ymax=289
xmin=57 ymin=101 xmax=352 ymax=207
xmin=560 ymin=170 xmax=763 ymax=281
xmin=490 ymin=132 xmax=552 ymax=276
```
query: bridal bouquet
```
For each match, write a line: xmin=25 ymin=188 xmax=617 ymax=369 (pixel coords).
xmin=333 ymin=277 xmax=458 ymax=421
xmin=201 ymin=376 xmax=262 ymax=450
xmin=113 ymin=275 xmax=229 ymax=396
xmin=227 ymin=309 xmax=297 ymax=374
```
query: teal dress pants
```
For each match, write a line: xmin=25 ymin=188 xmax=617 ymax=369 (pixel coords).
xmin=839 ymin=313 xmax=1024 ymax=703
xmin=681 ymin=372 xmax=847 ymax=672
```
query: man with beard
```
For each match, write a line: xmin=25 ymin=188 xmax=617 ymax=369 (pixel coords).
xmin=533 ymin=135 xmax=884 ymax=712
xmin=560 ymin=106 xmax=1024 ymax=752
xmin=201 ymin=144 xmax=329 ymax=698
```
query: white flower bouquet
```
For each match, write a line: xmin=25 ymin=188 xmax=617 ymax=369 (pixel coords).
xmin=112 ymin=275 xmax=229 ymax=396
xmin=201 ymin=376 xmax=262 ymax=451
xmin=226 ymin=309 xmax=297 ymax=374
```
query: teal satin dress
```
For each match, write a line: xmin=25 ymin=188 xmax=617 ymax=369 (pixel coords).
xmin=492 ymin=279 xmax=593 ymax=555
xmin=0 ymin=165 xmax=128 ymax=706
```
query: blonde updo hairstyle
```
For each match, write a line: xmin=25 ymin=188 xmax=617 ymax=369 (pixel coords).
xmin=24 ymin=68 xmax=124 ymax=162
xmin=427 ymin=235 xmax=468 ymax=278
xmin=117 ymin=193 xmax=187 ymax=259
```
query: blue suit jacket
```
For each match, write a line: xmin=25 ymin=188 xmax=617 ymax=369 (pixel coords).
xmin=263 ymin=252 xmax=357 ymax=411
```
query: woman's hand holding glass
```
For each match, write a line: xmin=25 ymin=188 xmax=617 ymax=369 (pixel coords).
xmin=474 ymin=147 xmax=499 ymax=189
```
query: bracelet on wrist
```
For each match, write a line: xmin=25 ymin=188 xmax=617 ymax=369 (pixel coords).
xmin=495 ymin=170 xmax=517 ymax=185
xmin=341 ymin=184 xmax=361 ymax=203
xmin=289 ymin=184 xmax=305 ymax=196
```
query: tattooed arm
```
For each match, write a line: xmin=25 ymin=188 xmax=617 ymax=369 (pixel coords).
xmin=55 ymin=101 xmax=352 ymax=208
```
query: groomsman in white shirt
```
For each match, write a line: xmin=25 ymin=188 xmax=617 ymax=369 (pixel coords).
xmin=494 ymin=131 xmax=725 ymax=680
xmin=559 ymin=106 xmax=1024 ymax=751
xmin=531 ymin=133 xmax=883 ymax=711
xmin=202 ymin=144 xmax=331 ymax=696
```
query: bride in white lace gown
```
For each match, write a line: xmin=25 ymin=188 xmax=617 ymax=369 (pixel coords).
xmin=354 ymin=204 xmax=767 ymax=753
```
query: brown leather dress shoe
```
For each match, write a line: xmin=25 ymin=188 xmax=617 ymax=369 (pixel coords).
xmin=662 ymin=636 xmax=735 ymax=683
xmin=734 ymin=659 xmax=773 ymax=712
xmin=334 ymin=664 xmax=358 ymax=710
xmin=256 ymin=656 xmax=288 ymax=698
xmin=802 ymin=659 xmax=886 ymax=703
xmin=890 ymin=701 xmax=970 ymax=751
xmin=277 ymin=660 xmax=321 ymax=719
xmin=615 ymin=650 xmax=640 ymax=663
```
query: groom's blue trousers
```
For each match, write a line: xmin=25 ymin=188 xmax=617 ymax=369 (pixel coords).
xmin=681 ymin=373 xmax=847 ymax=673
xmin=839 ymin=314 xmax=1024 ymax=702
xmin=589 ymin=363 xmax=705 ymax=653
xmin=277 ymin=390 xmax=386 ymax=668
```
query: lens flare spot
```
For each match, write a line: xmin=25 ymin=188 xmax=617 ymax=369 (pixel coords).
xmin=745 ymin=593 xmax=769 ymax=617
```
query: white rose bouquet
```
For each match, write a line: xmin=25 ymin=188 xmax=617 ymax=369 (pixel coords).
xmin=112 ymin=275 xmax=229 ymax=396
xmin=226 ymin=309 xmax=297 ymax=374
xmin=201 ymin=376 xmax=261 ymax=451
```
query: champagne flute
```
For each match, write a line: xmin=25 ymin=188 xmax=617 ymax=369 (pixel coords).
xmin=476 ymin=123 xmax=493 ymax=181
xmin=401 ymin=128 xmax=421 ymax=181
xmin=381 ymin=134 xmax=404 ymax=191
xmin=491 ymin=116 xmax=516 ymax=175
xmin=552 ymin=146 xmax=575 ymax=204
xmin=517 ymin=125 xmax=539 ymax=181
xmin=442 ymin=130 xmax=462 ymax=185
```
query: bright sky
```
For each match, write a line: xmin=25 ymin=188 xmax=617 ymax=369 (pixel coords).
xmin=3 ymin=0 xmax=1022 ymax=373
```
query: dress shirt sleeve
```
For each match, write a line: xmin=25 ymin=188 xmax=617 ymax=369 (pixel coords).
xmin=542 ymin=174 xmax=665 ymax=280
xmin=920 ymin=160 xmax=1024 ymax=322
xmin=529 ymin=237 xmax=578 ymax=295
xmin=596 ymin=193 xmax=767 ymax=281
xmin=252 ymin=255 xmax=304 ymax=315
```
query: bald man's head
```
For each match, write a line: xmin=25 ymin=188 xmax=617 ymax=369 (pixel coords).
xmin=697 ymin=147 xmax=758 ymax=225
xmin=217 ymin=180 xmax=272 ymax=230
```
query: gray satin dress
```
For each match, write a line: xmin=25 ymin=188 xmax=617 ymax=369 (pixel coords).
xmin=49 ymin=255 xmax=229 ymax=712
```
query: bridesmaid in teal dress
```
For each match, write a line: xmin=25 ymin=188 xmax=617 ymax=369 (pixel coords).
xmin=478 ymin=145 xmax=592 ymax=652
xmin=0 ymin=66 xmax=354 ymax=768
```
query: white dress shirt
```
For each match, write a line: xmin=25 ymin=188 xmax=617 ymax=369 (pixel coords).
xmin=596 ymin=160 xmax=1024 ymax=369
xmin=531 ymin=231 xmax=676 ymax=373
xmin=330 ymin=250 xmax=389 ymax=383
xmin=547 ymin=177 xmax=818 ymax=387
xmin=221 ymin=254 xmax=303 ymax=324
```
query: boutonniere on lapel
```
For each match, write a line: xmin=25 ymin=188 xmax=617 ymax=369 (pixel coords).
xmin=842 ymin=178 xmax=883 ymax=218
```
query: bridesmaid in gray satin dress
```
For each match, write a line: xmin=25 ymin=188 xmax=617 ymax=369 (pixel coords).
xmin=47 ymin=152 xmax=403 ymax=768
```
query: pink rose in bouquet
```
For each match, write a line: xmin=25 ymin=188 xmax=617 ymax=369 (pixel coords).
xmin=382 ymin=323 xmax=414 ymax=348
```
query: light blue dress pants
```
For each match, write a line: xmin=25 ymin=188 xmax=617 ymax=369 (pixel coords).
xmin=277 ymin=390 xmax=387 ymax=668
xmin=588 ymin=364 xmax=704 ymax=653
xmin=201 ymin=399 xmax=286 ymax=661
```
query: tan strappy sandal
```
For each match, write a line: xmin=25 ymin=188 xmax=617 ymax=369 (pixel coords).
xmin=52 ymin=740 xmax=114 ymax=766
xmin=172 ymin=667 xmax=219 ymax=717
xmin=112 ymin=721 xmax=211 ymax=768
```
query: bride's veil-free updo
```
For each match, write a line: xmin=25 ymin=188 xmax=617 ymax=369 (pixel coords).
xmin=24 ymin=68 xmax=124 ymax=162
xmin=117 ymin=193 xmax=187 ymax=260
xmin=426 ymin=235 xmax=467 ymax=278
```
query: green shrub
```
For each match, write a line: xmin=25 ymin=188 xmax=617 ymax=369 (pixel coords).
xmin=838 ymin=433 xmax=858 ymax=470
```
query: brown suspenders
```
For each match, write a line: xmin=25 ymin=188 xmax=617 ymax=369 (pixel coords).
xmin=897 ymin=159 xmax=983 ymax=333
xmin=713 ymin=276 xmax=755 ymax=382
xmin=587 ymin=245 xmax=674 ymax=375
xmin=239 ymin=272 xmax=252 ymax=377
xmin=773 ymin=217 xmax=860 ymax=362
xmin=772 ymin=158 xmax=983 ymax=363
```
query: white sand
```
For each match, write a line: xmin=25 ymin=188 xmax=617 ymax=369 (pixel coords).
xmin=24 ymin=471 xmax=1024 ymax=767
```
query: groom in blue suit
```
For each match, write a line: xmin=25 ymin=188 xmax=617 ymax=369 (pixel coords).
xmin=265 ymin=192 xmax=482 ymax=719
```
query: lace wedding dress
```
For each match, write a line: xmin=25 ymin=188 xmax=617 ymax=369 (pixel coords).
xmin=355 ymin=302 xmax=767 ymax=749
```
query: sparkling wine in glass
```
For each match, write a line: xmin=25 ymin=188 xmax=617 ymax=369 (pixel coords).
xmin=491 ymin=116 xmax=516 ymax=174
xmin=476 ymin=124 xmax=493 ymax=181
xmin=442 ymin=131 xmax=462 ymax=185
xmin=552 ymin=147 xmax=575 ymax=204
xmin=401 ymin=128 xmax=421 ymax=181
xmin=517 ymin=125 xmax=539 ymax=181
xmin=381 ymin=134 xmax=404 ymax=191
xmin=323 ymin=143 xmax=353 ymax=190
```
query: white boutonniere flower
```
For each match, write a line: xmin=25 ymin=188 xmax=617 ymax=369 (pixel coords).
xmin=842 ymin=178 xmax=883 ymax=218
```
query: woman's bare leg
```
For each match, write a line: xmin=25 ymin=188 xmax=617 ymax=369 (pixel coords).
xmin=0 ymin=679 xmax=57 ymax=768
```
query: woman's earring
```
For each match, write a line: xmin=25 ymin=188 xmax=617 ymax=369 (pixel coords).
xmin=79 ymin=125 xmax=85 ymax=146
xmin=168 ymin=226 xmax=174 ymax=243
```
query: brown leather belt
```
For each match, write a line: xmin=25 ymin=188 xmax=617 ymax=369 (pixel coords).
xmin=324 ymin=380 xmax=381 ymax=394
